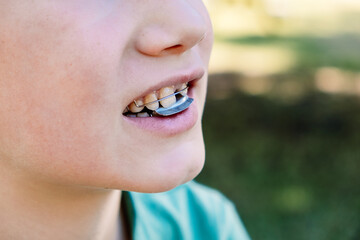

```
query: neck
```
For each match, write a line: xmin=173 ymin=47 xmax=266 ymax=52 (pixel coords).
xmin=0 ymin=167 xmax=124 ymax=240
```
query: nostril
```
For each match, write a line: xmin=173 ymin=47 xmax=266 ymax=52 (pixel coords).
xmin=164 ymin=44 xmax=182 ymax=51
xmin=162 ymin=44 xmax=185 ymax=55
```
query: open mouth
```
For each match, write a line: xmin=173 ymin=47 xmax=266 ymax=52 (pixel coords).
xmin=123 ymin=82 xmax=193 ymax=118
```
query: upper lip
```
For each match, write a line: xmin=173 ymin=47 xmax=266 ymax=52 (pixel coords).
xmin=125 ymin=68 xmax=205 ymax=104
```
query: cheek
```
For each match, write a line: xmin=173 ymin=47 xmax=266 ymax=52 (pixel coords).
xmin=0 ymin=29 xmax=121 ymax=182
xmin=0 ymin=8 xmax=132 ymax=186
xmin=0 ymin=79 xmax=122 ymax=188
xmin=0 ymin=73 xmax=111 ymax=179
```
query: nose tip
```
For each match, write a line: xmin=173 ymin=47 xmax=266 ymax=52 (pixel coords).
xmin=135 ymin=2 xmax=208 ymax=57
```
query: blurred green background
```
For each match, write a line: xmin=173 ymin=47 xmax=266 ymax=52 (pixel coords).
xmin=196 ymin=1 xmax=360 ymax=239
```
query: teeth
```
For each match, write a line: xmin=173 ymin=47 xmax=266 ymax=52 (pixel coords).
xmin=137 ymin=112 xmax=150 ymax=118
xmin=129 ymin=99 xmax=144 ymax=113
xmin=159 ymin=86 xmax=176 ymax=108
xmin=176 ymin=83 xmax=188 ymax=96
xmin=124 ymin=82 xmax=190 ymax=117
xmin=179 ymin=83 xmax=188 ymax=96
xmin=144 ymin=92 xmax=159 ymax=110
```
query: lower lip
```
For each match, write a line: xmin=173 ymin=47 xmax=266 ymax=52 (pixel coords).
xmin=123 ymin=99 xmax=198 ymax=137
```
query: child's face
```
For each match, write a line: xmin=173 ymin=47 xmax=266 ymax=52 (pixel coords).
xmin=0 ymin=0 xmax=213 ymax=192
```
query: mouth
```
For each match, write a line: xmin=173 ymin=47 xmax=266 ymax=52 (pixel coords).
xmin=122 ymin=69 xmax=205 ymax=136
xmin=122 ymin=68 xmax=204 ymax=118
xmin=123 ymin=82 xmax=193 ymax=118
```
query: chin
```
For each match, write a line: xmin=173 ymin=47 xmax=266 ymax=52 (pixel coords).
xmin=117 ymin=131 xmax=206 ymax=193
xmin=151 ymin=146 xmax=204 ymax=193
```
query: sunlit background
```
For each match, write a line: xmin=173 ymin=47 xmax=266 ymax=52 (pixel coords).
xmin=196 ymin=1 xmax=360 ymax=239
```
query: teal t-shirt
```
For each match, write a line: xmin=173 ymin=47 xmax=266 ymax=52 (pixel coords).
xmin=123 ymin=181 xmax=251 ymax=240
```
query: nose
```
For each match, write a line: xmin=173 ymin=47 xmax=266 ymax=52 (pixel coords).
xmin=135 ymin=1 xmax=208 ymax=57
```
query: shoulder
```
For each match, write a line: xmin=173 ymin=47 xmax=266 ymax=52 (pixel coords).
xmin=127 ymin=181 xmax=251 ymax=240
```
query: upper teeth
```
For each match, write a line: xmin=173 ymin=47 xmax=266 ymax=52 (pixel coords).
xmin=159 ymin=86 xmax=176 ymax=108
xmin=144 ymin=92 xmax=159 ymax=110
xmin=128 ymin=99 xmax=144 ymax=113
xmin=124 ymin=83 xmax=189 ymax=116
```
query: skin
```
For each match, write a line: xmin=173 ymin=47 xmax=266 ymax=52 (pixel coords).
xmin=0 ymin=0 xmax=213 ymax=239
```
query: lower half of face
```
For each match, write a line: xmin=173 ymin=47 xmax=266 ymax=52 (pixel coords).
xmin=0 ymin=0 xmax=213 ymax=193
xmin=0 ymin=73 xmax=208 ymax=193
